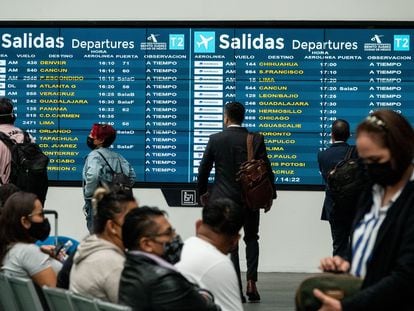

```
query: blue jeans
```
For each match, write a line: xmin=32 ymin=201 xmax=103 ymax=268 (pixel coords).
xmin=83 ymin=200 xmax=93 ymax=233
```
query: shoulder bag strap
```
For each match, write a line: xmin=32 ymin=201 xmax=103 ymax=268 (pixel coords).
xmin=0 ymin=131 xmax=15 ymax=149
xmin=22 ymin=131 xmax=32 ymax=143
xmin=344 ymin=146 xmax=355 ymax=161
xmin=96 ymin=150 xmax=115 ymax=174
xmin=117 ymin=157 xmax=125 ymax=174
xmin=247 ymin=133 xmax=254 ymax=161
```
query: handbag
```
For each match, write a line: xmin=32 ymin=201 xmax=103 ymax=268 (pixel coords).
xmin=236 ymin=133 xmax=274 ymax=211
xmin=295 ymin=273 xmax=362 ymax=311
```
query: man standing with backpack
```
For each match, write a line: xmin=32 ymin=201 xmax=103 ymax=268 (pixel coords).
xmin=83 ymin=123 xmax=136 ymax=233
xmin=317 ymin=119 xmax=359 ymax=258
xmin=0 ymin=97 xmax=24 ymax=185
xmin=0 ymin=98 xmax=49 ymax=205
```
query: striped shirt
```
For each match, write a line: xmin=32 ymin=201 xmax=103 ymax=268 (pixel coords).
xmin=350 ymin=172 xmax=414 ymax=278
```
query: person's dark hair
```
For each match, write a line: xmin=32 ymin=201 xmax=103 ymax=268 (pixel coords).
xmin=331 ymin=119 xmax=350 ymax=142
xmin=0 ymin=183 xmax=20 ymax=210
xmin=225 ymin=101 xmax=245 ymax=125
xmin=0 ymin=191 xmax=39 ymax=264
xmin=122 ymin=206 xmax=166 ymax=250
xmin=90 ymin=123 xmax=116 ymax=147
xmin=0 ymin=97 xmax=16 ymax=125
xmin=202 ymin=198 xmax=244 ymax=236
xmin=357 ymin=109 xmax=414 ymax=174
xmin=92 ymin=185 xmax=136 ymax=234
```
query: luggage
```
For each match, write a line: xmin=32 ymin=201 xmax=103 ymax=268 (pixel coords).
xmin=36 ymin=209 xmax=78 ymax=256
xmin=295 ymin=273 xmax=362 ymax=311
xmin=236 ymin=133 xmax=274 ymax=212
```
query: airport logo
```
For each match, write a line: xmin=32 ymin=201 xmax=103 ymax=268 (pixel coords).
xmin=169 ymin=34 xmax=185 ymax=50
xmin=181 ymin=190 xmax=197 ymax=205
xmin=364 ymin=34 xmax=391 ymax=52
xmin=194 ymin=31 xmax=215 ymax=53
xmin=394 ymin=35 xmax=410 ymax=51
xmin=371 ymin=34 xmax=384 ymax=44
xmin=147 ymin=34 xmax=160 ymax=43
xmin=140 ymin=33 xmax=167 ymax=50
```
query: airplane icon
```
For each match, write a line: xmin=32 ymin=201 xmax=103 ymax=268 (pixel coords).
xmin=371 ymin=34 xmax=384 ymax=44
xmin=197 ymin=34 xmax=214 ymax=49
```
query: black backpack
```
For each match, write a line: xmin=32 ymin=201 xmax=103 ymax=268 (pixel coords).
xmin=96 ymin=151 xmax=133 ymax=195
xmin=0 ymin=131 xmax=49 ymax=204
xmin=327 ymin=146 xmax=367 ymax=214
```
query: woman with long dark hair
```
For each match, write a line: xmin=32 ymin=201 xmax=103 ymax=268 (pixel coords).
xmin=0 ymin=191 xmax=61 ymax=287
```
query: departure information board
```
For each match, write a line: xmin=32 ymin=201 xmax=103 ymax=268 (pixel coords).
xmin=0 ymin=24 xmax=413 ymax=187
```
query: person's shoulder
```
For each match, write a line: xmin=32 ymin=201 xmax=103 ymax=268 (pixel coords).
xmin=87 ymin=148 xmax=108 ymax=159
xmin=0 ymin=124 xmax=21 ymax=132
xmin=318 ymin=146 xmax=331 ymax=157
xmin=0 ymin=125 xmax=25 ymax=141
xmin=13 ymin=242 xmax=40 ymax=252
xmin=12 ymin=242 xmax=48 ymax=260
xmin=125 ymin=253 xmax=180 ymax=282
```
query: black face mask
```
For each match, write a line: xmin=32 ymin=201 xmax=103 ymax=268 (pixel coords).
xmin=366 ymin=161 xmax=404 ymax=186
xmin=28 ymin=218 xmax=51 ymax=241
xmin=86 ymin=136 xmax=96 ymax=150
xmin=161 ymin=235 xmax=183 ymax=264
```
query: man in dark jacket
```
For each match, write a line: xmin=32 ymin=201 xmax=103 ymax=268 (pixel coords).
xmin=317 ymin=119 xmax=358 ymax=258
xmin=118 ymin=206 xmax=221 ymax=311
xmin=197 ymin=101 xmax=276 ymax=302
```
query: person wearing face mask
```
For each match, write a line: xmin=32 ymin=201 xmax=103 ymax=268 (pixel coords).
xmin=119 ymin=206 xmax=221 ymax=311
xmin=0 ymin=191 xmax=62 ymax=289
xmin=176 ymin=198 xmax=244 ymax=311
xmin=83 ymin=123 xmax=135 ymax=232
xmin=70 ymin=186 xmax=137 ymax=303
xmin=314 ymin=110 xmax=414 ymax=311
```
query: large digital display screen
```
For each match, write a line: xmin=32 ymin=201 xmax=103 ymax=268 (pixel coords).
xmin=0 ymin=24 xmax=413 ymax=187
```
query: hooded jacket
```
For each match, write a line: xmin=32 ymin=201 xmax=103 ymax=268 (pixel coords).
xmin=69 ymin=234 xmax=125 ymax=303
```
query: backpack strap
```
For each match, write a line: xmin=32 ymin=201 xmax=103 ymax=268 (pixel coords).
xmin=344 ymin=146 xmax=355 ymax=161
xmin=96 ymin=150 xmax=115 ymax=174
xmin=246 ymin=133 xmax=254 ymax=161
xmin=0 ymin=131 xmax=16 ymax=149
xmin=96 ymin=150 xmax=125 ymax=175
xmin=22 ymin=131 xmax=32 ymax=143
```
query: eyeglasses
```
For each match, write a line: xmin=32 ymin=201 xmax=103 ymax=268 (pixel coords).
xmin=28 ymin=211 xmax=45 ymax=218
xmin=150 ymin=227 xmax=176 ymax=238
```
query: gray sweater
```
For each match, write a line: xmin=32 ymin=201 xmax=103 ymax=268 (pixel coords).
xmin=69 ymin=234 xmax=125 ymax=303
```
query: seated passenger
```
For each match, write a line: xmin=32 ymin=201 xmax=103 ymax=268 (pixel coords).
xmin=176 ymin=198 xmax=244 ymax=311
xmin=118 ymin=206 xmax=221 ymax=311
xmin=70 ymin=186 xmax=137 ymax=303
xmin=0 ymin=191 xmax=62 ymax=287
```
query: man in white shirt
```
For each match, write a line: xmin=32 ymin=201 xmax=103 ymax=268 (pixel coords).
xmin=176 ymin=198 xmax=244 ymax=311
